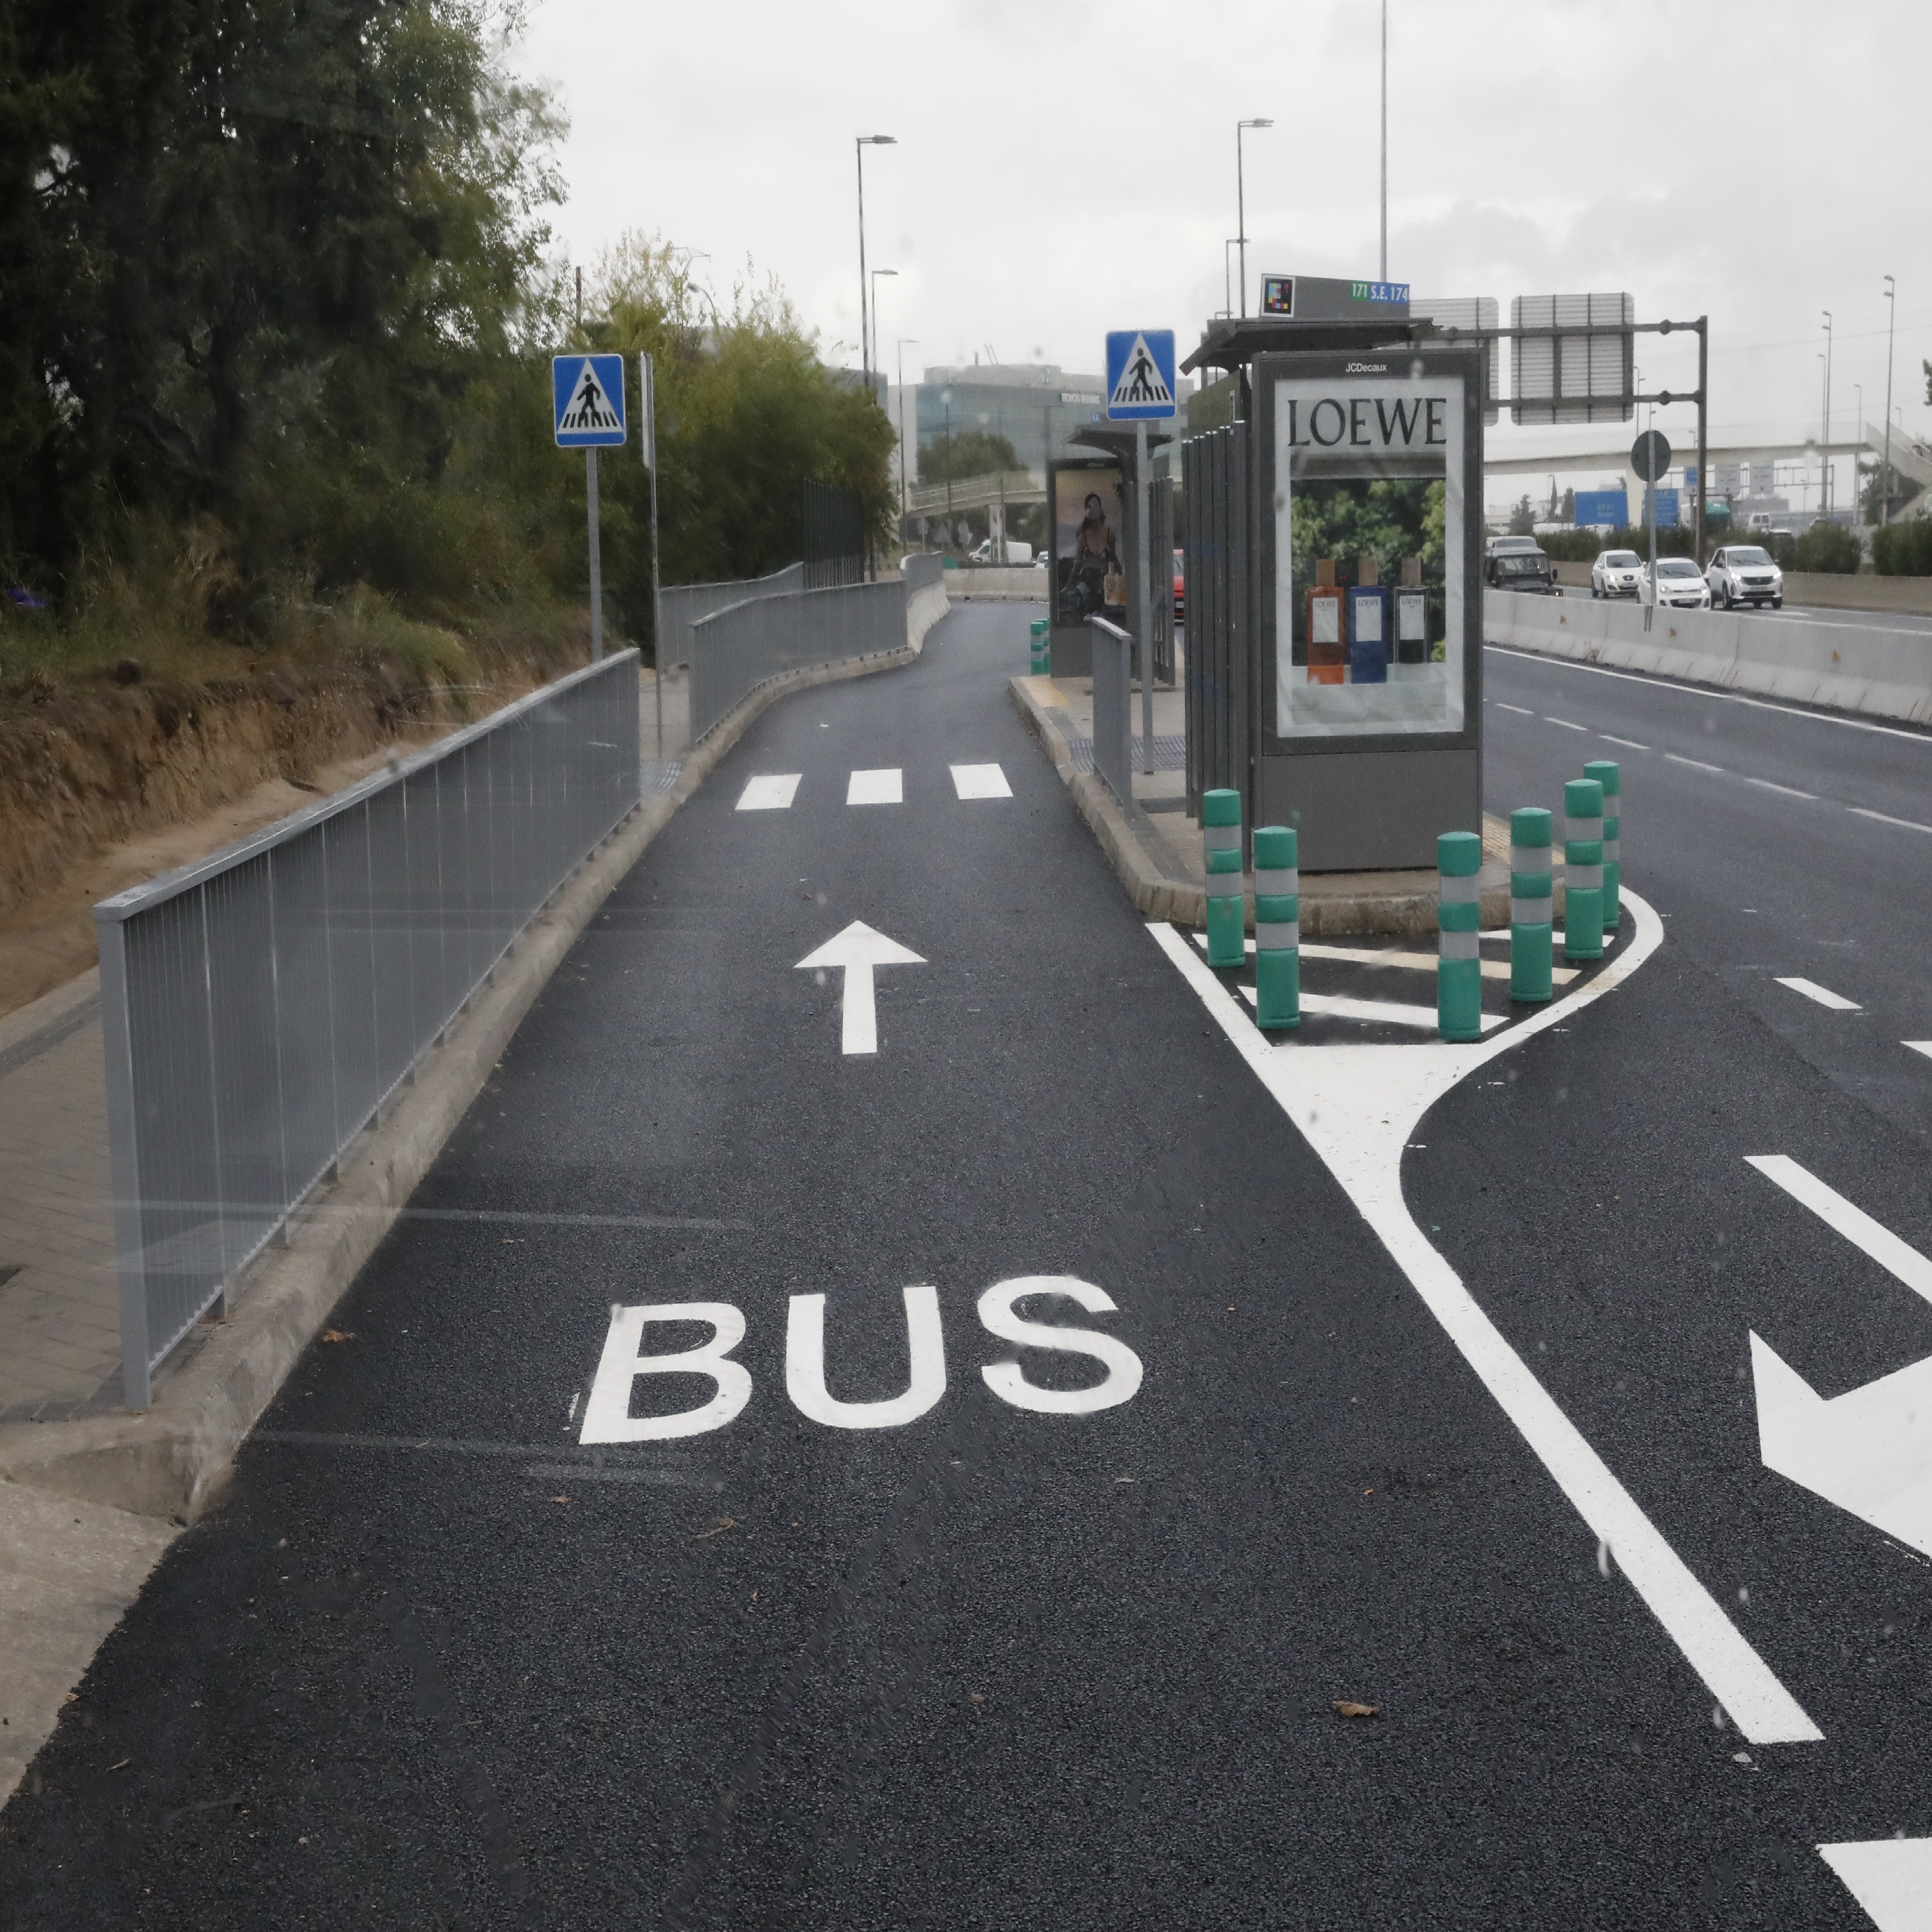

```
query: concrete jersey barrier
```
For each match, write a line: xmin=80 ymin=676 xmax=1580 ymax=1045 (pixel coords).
xmin=1485 ymin=588 xmax=1932 ymax=728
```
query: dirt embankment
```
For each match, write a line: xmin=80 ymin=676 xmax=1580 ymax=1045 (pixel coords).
xmin=0 ymin=645 xmax=586 ymax=1019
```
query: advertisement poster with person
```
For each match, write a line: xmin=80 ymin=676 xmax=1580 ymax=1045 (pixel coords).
xmin=1053 ymin=469 xmax=1125 ymax=624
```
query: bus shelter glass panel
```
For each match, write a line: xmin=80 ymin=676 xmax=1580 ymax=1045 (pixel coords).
xmin=1271 ymin=373 xmax=1467 ymax=740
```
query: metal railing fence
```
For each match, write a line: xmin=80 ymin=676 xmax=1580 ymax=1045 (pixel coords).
xmin=657 ymin=564 xmax=804 ymax=669
xmin=96 ymin=651 xmax=642 ymax=1408
xmin=688 ymin=579 xmax=909 ymax=741
xmin=1087 ymin=614 xmax=1133 ymax=803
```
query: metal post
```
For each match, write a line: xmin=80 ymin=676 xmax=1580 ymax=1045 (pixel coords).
xmin=1646 ymin=454 xmax=1657 ymax=633
xmin=641 ymin=352 xmax=663 ymax=756
xmin=1136 ymin=419 xmax=1154 ymax=774
xmin=1695 ymin=317 xmax=1708 ymax=567
xmin=1379 ymin=0 xmax=1388 ymax=283
xmin=1822 ymin=310 xmax=1834 ymax=519
xmin=586 ymin=447 xmax=603 ymax=663
xmin=1883 ymin=276 xmax=1897 ymax=525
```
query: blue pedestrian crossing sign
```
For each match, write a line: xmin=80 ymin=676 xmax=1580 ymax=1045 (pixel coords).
xmin=552 ymin=354 xmax=627 ymax=447
xmin=1105 ymin=329 xmax=1177 ymax=421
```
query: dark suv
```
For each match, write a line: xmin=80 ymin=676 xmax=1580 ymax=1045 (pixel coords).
xmin=1483 ymin=544 xmax=1560 ymax=595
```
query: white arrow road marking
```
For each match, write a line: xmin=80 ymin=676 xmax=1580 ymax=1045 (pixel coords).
xmin=1749 ymin=1335 xmax=1932 ymax=1558
xmin=1776 ymin=976 xmax=1862 ymax=1011
xmin=847 ymin=768 xmax=903 ymax=805
xmin=951 ymin=762 xmax=1013 ymax=800
xmin=795 ymin=920 xmax=925 ymax=1054
xmin=736 ymin=774 xmax=801 ymax=811
xmin=1818 ymin=1838 xmax=1932 ymax=1930
xmin=1903 ymin=1041 xmax=1932 ymax=1064
xmin=1745 ymin=1155 xmax=1932 ymax=1557
xmin=1149 ymin=891 xmax=1821 ymax=1745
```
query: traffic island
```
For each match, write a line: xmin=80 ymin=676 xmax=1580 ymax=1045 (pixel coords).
xmin=1009 ymin=671 xmax=1554 ymax=936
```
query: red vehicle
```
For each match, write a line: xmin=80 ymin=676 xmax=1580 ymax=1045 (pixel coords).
xmin=1172 ymin=548 xmax=1186 ymax=620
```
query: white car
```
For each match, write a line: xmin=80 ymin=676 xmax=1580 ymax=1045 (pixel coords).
xmin=1705 ymin=544 xmax=1784 ymax=610
xmin=1641 ymin=557 xmax=1712 ymax=609
xmin=1590 ymin=549 xmax=1643 ymax=598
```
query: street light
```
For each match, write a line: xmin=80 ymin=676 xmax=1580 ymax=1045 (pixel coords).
xmin=1236 ymin=118 xmax=1273 ymax=319
xmin=1379 ymin=0 xmax=1389 ymax=281
xmin=855 ymin=135 xmax=896 ymax=398
xmin=897 ymin=337 xmax=918 ymax=525
xmin=870 ymin=268 xmax=897 ymax=383
xmin=1855 ymin=382 xmax=1864 ymax=517
xmin=1883 ymin=275 xmax=1898 ymax=525
xmin=1821 ymin=310 xmax=1833 ymax=517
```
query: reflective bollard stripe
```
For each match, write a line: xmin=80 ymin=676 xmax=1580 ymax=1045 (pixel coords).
xmin=1252 ymin=825 xmax=1299 ymax=1029
xmin=1509 ymin=806 xmax=1554 ymax=1003
xmin=1203 ymin=789 xmax=1246 ymax=969
xmin=1437 ymin=829 xmax=1484 ymax=1041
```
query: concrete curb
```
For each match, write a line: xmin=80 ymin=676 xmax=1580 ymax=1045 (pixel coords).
xmin=1007 ymin=674 xmax=1533 ymax=935
xmin=0 ymin=970 xmax=101 ymax=1080
xmin=0 ymin=596 xmax=946 ymax=1523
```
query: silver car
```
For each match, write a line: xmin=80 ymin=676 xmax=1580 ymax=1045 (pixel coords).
xmin=1705 ymin=544 xmax=1784 ymax=610
xmin=1591 ymin=548 xmax=1643 ymax=598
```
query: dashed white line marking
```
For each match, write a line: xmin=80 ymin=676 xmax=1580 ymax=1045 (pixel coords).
xmin=1848 ymin=806 xmax=1932 ymax=835
xmin=1545 ymin=716 xmax=1589 ymax=731
xmin=950 ymin=762 xmax=1012 ymax=800
xmin=1745 ymin=1155 xmax=1932 ymax=1308
xmin=847 ymin=768 xmax=904 ymax=806
xmin=1744 ymin=776 xmax=1819 ymax=800
xmin=1598 ymin=734 xmax=1649 ymax=750
xmin=1775 ymin=976 xmax=1861 ymax=1012
xmin=1496 ymin=702 xmax=1535 ymax=715
xmin=736 ymin=774 xmax=801 ymax=811
xmin=1666 ymin=753 xmax=1725 ymax=773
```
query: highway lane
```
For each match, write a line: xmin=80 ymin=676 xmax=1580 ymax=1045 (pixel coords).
xmin=1485 ymin=643 xmax=1932 ymax=1155
xmin=1 ymin=607 xmax=1926 ymax=1928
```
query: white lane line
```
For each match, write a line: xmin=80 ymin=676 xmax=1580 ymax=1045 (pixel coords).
xmin=1819 ymin=1837 xmax=1932 ymax=1932
xmin=1236 ymin=982 xmax=1505 ymax=1033
xmin=1745 ymin=1155 xmax=1932 ymax=1309
xmin=1775 ymin=976 xmax=1862 ymax=1011
xmin=1906 ymin=1042 xmax=1932 ymax=1063
xmin=1302 ymin=941 xmax=1579 ymax=986
xmin=1545 ymin=716 xmax=1589 ymax=731
xmin=1744 ymin=776 xmax=1819 ymax=800
xmin=950 ymin=762 xmax=1013 ymax=800
xmin=1665 ymin=753 xmax=1725 ymax=773
xmin=1148 ymin=903 xmax=1821 ymax=1745
xmin=1484 ymin=643 xmax=1932 ymax=746
xmin=1848 ymin=805 xmax=1932 ymax=834
xmin=847 ymin=768 xmax=903 ymax=806
xmin=1599 ymin=734 xmax=1650 ymax=750
xmin=736 ymin=774 xmax=801 ymax=811
xmin=1496 ymin=701 xmax=1535 ymax=715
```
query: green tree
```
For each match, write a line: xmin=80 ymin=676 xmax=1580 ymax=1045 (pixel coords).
xmin=1794 ymin=519 xmax=1862 ymax=574
xmin=918 ymin=429 xmax=1020 ymax=485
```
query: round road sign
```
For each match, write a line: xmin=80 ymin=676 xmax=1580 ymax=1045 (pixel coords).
xmin=1631 ymin=429 xmax=1672 ymax=484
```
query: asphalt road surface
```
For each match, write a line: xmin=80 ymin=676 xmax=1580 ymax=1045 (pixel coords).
xmin=1 ymin=610 xmax=1927 ymax=1930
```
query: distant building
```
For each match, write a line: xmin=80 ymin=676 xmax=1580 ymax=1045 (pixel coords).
xmin=897 ymin=361 xmax=1110 ymax=478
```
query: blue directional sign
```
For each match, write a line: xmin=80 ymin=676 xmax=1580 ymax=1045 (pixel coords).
xmin=1105 ymin=330 xmax=1177 ymax=421
xmin=1573 ymin=488 xmax=1629 ymax=528
xmin=552 ymin=354 xmax=627 ymax=447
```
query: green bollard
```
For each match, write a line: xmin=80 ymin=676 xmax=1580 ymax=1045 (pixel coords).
xmin=1437 ymin=830 xmax=1484 ymax=1041
xmin=1203 ymin=788 xmax=1246 ymax=968
xmin=1029 ymin=617 xmax=1050 ymax=676
xmin=1563 ymin=778 xmax=1605 ymax=962
xmin=1584 ymin=758 xmax=1621 ymax=935
xmin=1509 ymin=806 xmax=1554 ymax=1003
xmin=1252 ymin=825 xmax=1299 ymax=1029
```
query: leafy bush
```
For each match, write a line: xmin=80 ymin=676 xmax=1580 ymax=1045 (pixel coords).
xmin=1872 ymin=519 xmax=1932 ymax=577
xmin=1793 ymin=520 xmax=1863 ymax=574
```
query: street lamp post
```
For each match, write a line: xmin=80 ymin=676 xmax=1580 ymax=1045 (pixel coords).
xmin=855 ymin=135 xmax=896 ymax=397
xmin=1380 ymin=0 xmax=1389 ymax=282
xmin=1882 ymin=275 xmax=1898 ymax=525
xmin=896 ymin=337 xmax=918 ymax=529
xmin=1855 ymin=383 xmax=1864 ymax=519
xmin=1821 ymin=311 xmax=1833 ymax=517
xmin=1236 ymin=118 xmax=1272 ymax=319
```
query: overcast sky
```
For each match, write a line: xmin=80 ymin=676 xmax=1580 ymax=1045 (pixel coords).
xmin=512 ymin=0 xmax=1931 ymax=481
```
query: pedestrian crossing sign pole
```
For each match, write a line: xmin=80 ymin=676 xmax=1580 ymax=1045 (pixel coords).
xmin=553 ymin=353 xmax=627 ymax=661
xmin=1104 ymin=329 xmax=1178 ymax=777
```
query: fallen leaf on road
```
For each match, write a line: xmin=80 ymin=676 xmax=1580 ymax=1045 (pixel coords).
xmin=1332 ymin=1702 xmax=1380 ymax=1719
xmin=694 ymin=1516 xmax=736 ymax=1540
xmin=550 ymin=1496 xmax=569 ymax=1506
xmin=320 ymin=1329 xmax=354 ymax=1344
xmin=109 ymin=1758 xmax=132 ymax=1771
